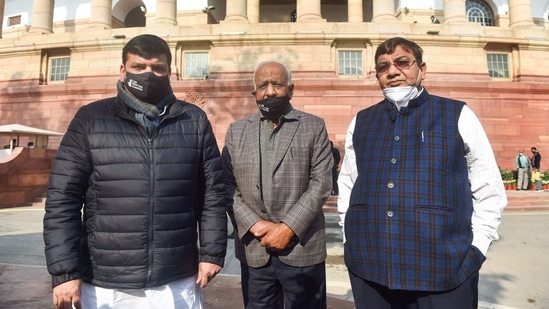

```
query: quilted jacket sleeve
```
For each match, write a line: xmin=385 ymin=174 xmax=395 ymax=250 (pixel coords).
xmin=43 ymin=107 xmax=92 ymax=287
xmin=197 ymin=117 xmax=228 ymax=267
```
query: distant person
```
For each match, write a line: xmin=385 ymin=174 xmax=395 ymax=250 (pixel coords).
xmin=531 ymin=168 xmax=543 ymax=192
xmin=338 ymin=37 xmax=507 ymax=309
xmin=516 ymin=149 xmax=531 ymax=190
xmin=431 ymin=15 xmax=441 ymax=24
xmin=43 ymin=34 xmax=227 ymax=309
xmin=330 ymin=141 xmax=341 ymax=195
xmin=27 ymin=142 xmax=34 ymax=148
xmin=531 ymin=147 xmax=541 ymax=170
xmin=222 ymin=60 xmax=333 ymax=308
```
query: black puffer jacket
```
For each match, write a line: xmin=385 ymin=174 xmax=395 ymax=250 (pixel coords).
xmin=44 ymin=96 xmax=227 ymax=289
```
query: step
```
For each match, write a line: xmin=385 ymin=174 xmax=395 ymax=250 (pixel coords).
xmin=31 ymin=196 xmax=46 ymax=207
xmin=23 ymin=191 xmax=549 ymax=213
xmin=504 ymin=189 xmax=549 ymax=211
xmin=322 ymin=191 xmax=549 ymax=213
xmin=322 ymin=195 xmax=338 ymax=213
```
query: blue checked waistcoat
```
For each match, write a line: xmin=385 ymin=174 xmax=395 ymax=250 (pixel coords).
xmin=344 ymin=89 xmax=486 ymax=292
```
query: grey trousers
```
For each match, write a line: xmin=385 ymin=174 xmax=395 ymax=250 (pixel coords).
xmin=517 ymin=167 xmax=529 ymax=189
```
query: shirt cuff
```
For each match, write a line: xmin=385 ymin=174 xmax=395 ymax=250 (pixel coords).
xmin=472 ymin=231 xmax=491 ymax=257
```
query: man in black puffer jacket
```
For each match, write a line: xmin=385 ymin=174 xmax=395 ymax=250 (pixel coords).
xmin=43 ymin=34 xmax=227 ymax=309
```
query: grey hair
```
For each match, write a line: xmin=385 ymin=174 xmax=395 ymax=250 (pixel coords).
xmin=252 ymin=61 xmax=292 ymax=90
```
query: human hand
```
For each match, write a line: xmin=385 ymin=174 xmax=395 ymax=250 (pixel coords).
xmin=196 ymin=262 xmax=222 ymax=288
xmin=249 ymin=220 xmax=276 ymax=240
xmin=259 ymin=222 xmax=296 ymax=251
xmin=53 ymin=279 xmax=82 ymax=309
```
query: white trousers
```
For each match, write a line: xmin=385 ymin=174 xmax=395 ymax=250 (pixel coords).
xmin=80 ymin=276 xmax=202 ymax=309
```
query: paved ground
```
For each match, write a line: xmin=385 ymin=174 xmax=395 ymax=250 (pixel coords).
xmin=1 ymin=202 xmax=548 ymax=309
xmin=0 ymin=206 xmax=354 ymax=309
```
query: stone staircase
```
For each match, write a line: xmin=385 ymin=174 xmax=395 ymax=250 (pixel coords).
xmin=323 ymin=195 xmax=339 ymax=214
xmin=30 ymin=196 xmax=47 ymax=207
xmin=503 ymin=190 xmax=549 ymax=212
xmin=322 ymin=190 xmax=549 ymax=213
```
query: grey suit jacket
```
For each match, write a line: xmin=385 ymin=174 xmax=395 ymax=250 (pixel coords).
xmin=222 ymin=108 xmax=333 ymax=268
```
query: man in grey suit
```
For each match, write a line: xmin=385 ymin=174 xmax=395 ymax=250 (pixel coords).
xmin=222 ymin=61 xmax=333 ymax=309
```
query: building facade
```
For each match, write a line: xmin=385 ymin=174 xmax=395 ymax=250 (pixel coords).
xmin=1 ymin=0 xmax=548 ymax=171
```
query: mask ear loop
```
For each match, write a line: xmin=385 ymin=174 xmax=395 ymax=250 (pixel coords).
xmin=414 ymin=64 xmax=422 ymax=89
xmin=158 ymin=105 xmax=168 ymax=116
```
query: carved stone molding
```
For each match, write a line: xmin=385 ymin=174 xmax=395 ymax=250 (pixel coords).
xmin=183 ymin=92 xmax=205 ymax=108
xmin=181 ymin=91 xmax=216 ymax=131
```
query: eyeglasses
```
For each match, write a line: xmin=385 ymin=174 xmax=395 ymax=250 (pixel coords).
xmin=375 ymin=59 xmax=417 ymax=74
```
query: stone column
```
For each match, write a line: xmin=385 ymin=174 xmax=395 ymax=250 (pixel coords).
xmin=153 ymin=0 xmax=177 ymax=25
xmin=224 ymin=0 xmax=248 ymax=22
xmin=442 ymin=0 xmax=468 ymax=23
xmin=372 ymin=0 xmax=396 ymax=21
xmin=89 ymin=0 xmax=112 ymax=28
xmin=297 ymin=0 xmax=323 ymax=21
xmin=508 ymin=0 xmax=534 ymax=27
xmin=248 ymin=0 xmax=259 ymax=23
xmin=348 ymin=0 xmax=363 ymax=22
xmin=0 ymin=0 xmax=4 ymax=38
xmin=29 ymin=0 xmax=54 ymax=34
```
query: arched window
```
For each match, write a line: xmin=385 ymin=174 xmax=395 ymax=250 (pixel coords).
xmin=466 ymin=0 xmax=494 ymax=26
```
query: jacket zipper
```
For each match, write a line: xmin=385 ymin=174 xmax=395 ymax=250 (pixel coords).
xmin=144 ymin=107 xmax=186 ymax=284
xmin=147 ymin=137 xmax=154 ymax=283
xmin=114 ymin=101 xmax=186 ymax=284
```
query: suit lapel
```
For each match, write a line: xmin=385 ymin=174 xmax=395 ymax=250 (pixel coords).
xmin=246 ymin=113 xmax=262 ymax=176
xmin=274 ymin=115 xmax=300 ymax=171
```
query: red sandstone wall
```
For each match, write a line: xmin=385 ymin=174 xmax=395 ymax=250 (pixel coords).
xmin=1 ymin=74 xmax=547 ymax=175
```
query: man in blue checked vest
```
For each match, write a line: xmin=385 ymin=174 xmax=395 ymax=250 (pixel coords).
xmin=337 ymin=37 xmax=507 ymax=309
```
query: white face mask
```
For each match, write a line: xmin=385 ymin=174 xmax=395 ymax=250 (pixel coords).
xmin=381 ymin=69 xmax=422 ymax=110
xmin=382 ymin=86 xmax=419 ymax=109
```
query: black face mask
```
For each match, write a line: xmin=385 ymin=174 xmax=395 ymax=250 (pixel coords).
xmin=124 ymin=72 xmax=170 ymax=103
xmin=257 ymin=95 xmax=291 ymax=122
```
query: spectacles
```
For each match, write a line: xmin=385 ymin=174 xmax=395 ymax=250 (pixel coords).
xmin=376 ymin=59 xmax=417 ymax=74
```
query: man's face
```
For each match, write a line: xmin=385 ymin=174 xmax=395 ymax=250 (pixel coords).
xmin=375 ymin=45 xmax=426 ymax=90
xmin=251 ymin=62 xmax=294 ymax=100
xmin=119 ymin=53 xmax=170 ymax=82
